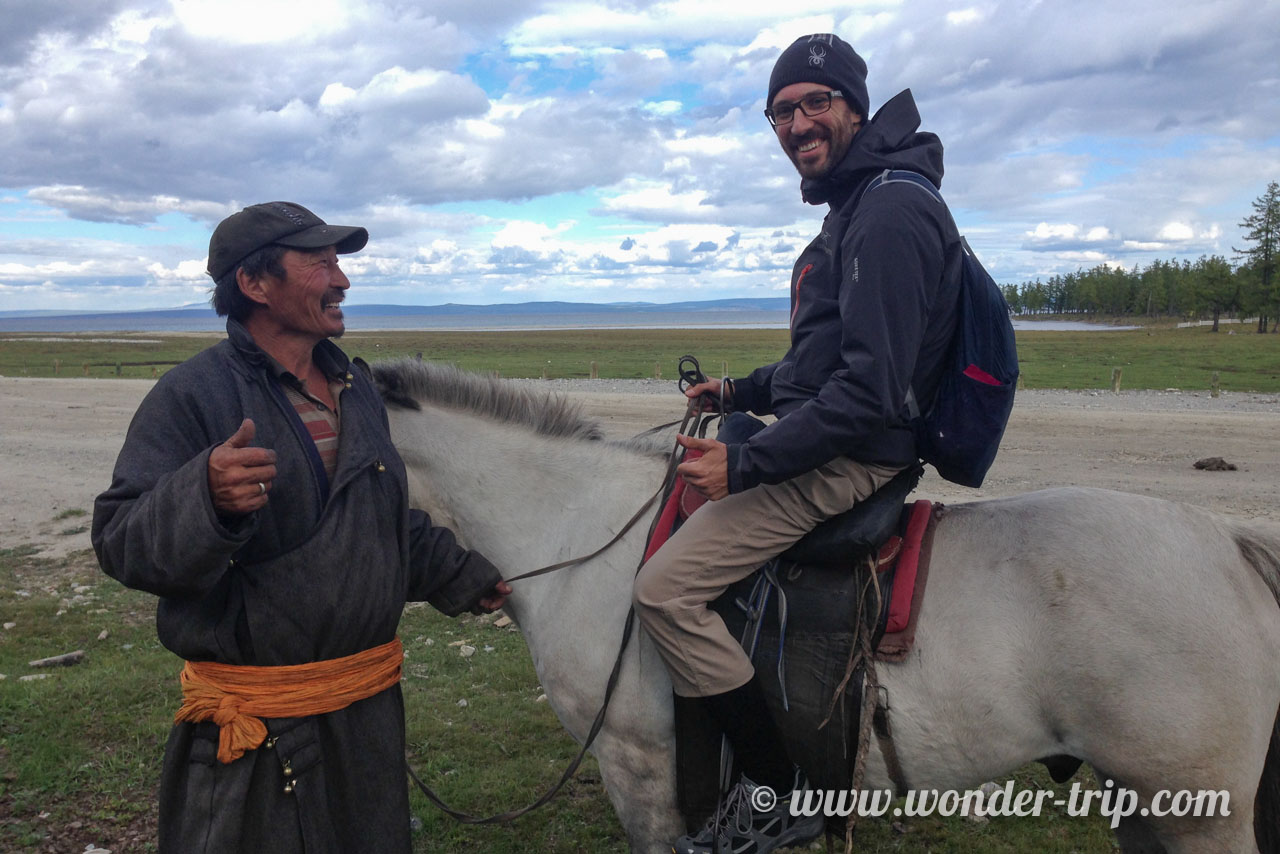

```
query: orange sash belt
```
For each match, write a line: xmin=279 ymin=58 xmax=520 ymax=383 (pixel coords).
xmin=175 ymin=637 xmax=403 ymax=764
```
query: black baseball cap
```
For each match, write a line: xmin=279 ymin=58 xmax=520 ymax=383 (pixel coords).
xmin=206 ymin=201 xmax=368 ymax=281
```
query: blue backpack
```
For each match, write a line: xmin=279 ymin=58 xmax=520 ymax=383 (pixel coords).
xmin=864 ymin=170 xmax=1019 ymax=488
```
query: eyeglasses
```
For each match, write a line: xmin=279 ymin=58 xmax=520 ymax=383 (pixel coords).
xmin=764 ymin=90 xmax=843 ymax=127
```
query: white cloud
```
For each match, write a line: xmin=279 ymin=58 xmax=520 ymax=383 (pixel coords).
xmin=945 ymin=8 xmax=983 ymax=26
xmin=1 ymin=0 xmax=1278 ymax=311
xmin=171 ymin=0 xmax=353 ymax=43
xmin=1158 ymin=222 xmax=1195 ymax=241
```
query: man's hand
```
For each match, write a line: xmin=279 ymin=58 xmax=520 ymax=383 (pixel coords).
xmin=208 ymin=419 xmax=278 ymax=516
xmin=473 ymin=580 xmax=513 ymax=614
xmin=683 ymin=378 xmax=731 ymax=412
xmin=676 ymin=434 xmax=730 ymax=500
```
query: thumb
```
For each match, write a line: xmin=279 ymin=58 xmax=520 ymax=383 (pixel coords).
xmin=224 ymin=418 xmax=256 ymax=448
xmin=676 ymin=433 xmax=715 ymax=451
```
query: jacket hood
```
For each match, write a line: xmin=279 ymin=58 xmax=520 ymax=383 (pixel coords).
xmin=800 ymin=89 xmax=945 ymax=206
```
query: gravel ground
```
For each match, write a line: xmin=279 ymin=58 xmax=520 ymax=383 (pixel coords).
xmin=2 ymin=377 xmax=1278 ymax=561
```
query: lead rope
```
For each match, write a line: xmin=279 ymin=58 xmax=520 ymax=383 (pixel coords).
xmin=407 ymin=393 xmax=712 ymax=823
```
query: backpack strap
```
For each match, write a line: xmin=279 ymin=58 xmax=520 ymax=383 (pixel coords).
xmin=859 ymin=169 xmax=944 ymax=206
xmin=861 ymin=169 xmax=946 ymax=423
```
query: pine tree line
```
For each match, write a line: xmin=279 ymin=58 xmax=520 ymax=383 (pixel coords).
xmin=1002 ymin=181 xmax=1280 ymax=333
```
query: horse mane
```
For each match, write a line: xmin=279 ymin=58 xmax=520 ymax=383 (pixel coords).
xmin=370 ymin=358 xmax=608 ymax=442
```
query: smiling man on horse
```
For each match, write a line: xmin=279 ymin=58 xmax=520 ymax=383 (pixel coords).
xmin=93 ymin=202 xmax=510 ymax=853
xmin=633 ymin=34 xmax=964 ymax=854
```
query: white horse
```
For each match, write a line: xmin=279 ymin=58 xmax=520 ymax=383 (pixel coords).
xmin=373 ymin=359 xmax=1280 ymax=854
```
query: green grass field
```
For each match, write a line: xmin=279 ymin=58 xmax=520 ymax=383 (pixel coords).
xmin=2 ymin=324 xmax=1279 ymax=391
xmin=0 ymin=545 xmax=1122 ymax=853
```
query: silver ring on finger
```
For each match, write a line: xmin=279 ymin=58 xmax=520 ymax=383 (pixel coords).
xmin=257 ymin=482 xmax=266 ymax=496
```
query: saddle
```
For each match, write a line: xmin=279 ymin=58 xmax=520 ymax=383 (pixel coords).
xmin=655 ymin=464 xmax=941 ymax=829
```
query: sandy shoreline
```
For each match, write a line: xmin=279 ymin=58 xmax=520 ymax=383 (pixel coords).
xmin=2 ymin=376 xmax=1277 ymax=558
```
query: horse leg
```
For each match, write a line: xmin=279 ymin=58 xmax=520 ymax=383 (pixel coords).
xmin=539 ymin=629 xmax=684 ymax=853
xmin=1081 ymin=770 xmax=1168 ymax=854
xmin=1113 ymin=814 xmax=1168 ymax=854
xmin=1089 ymin=762 xmax=1259 ymax=854
xmin=589 ymin=728 xmax=683 ymax=853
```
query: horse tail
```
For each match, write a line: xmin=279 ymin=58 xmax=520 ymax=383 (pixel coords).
xmin=1229 ymin=522 xmax=1280 ymax=853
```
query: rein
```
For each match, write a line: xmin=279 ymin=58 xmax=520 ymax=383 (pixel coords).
xmin=406 ymin=393 xmax=713 ymax=823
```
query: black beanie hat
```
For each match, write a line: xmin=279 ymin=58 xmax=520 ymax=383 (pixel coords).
xmin=767 ymin=34 xmax=869 ymax=120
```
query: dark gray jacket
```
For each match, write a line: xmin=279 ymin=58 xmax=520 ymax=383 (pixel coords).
xmin=727 ymin=90 xmax=963 ymax=493
xmin=93 ymin=319 xmax=502 ymax=853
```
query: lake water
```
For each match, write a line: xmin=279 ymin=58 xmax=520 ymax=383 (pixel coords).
xmin=0 ymin=310 xmax=1138 ymax=334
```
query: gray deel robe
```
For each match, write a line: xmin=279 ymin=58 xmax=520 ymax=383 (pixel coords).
xmin=93 ymin=319 xmax=502 ymax=853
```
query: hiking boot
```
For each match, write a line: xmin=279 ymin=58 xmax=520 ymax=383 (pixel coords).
xmin=672 ymin=768 xmax=823 ymax=854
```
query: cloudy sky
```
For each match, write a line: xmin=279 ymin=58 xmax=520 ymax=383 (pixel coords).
xmin=2 ymin=0 xmax=1278 ymax=312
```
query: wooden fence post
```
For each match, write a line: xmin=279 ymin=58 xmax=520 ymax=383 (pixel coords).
xmin=1110 ymin=367 xmax=1122 ymax=393
xmin=654 ymin=362 xmax=661 ymax=379
xmin=1210 ymin=372 xmax=1220 ymax=398
xmin=82 ymin=363 xmax=90 ymax=376
xmin=590 ymin=361 xmax=598 ymax=379
xmin=54 ymin=359 xmax=60 ymax=375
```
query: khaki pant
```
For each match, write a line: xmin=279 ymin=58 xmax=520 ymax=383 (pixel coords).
xmin=633 ymin=455 xmax=900 ymax=697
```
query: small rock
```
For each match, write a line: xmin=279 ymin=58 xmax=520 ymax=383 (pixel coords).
xmin=891 ymin=821 xmax=908 ymax=834
xmin=409 ymin=816 xmax=423 ymax=832
xmin=19 ymin=673 xmax=50 ymax=682
xmin=482 ymin=645 xmax=494 ymax=652
xmin=459 ymin=645 xmax=476 ymax=658
xmin=83 ymin=845 xmax=111 ymax=854
xmin=121 ymin=643 xmax=134 ymax=650
xmin=424 ymin=638 xmax=434 ymax=646
xmin=73 ymin=585 xmax=92 ymax=594
xmin=0 ymin=674 xmax=6 ymax=680
xmin=3 ymin=622 xmax=15 ymax=630
xmin=535 ymin=693 xmax=548 ymax=703
xmin=29 ymin=650 xmax=85 ymax=668
xmin=97 ymin=630 xmax=109 ymax=641
xmin=456 ymin=698 xmax=468 ymax=708
xmin=1193 ymin=456 xmax=1237 ymax=471
xmin=493 ymin=615 xmax=513 ymax=628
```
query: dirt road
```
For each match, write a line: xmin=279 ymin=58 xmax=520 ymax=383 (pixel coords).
xmin=2 ymin=377 xmax=1277 ymax=558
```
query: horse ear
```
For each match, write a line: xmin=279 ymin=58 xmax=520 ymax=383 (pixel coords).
xmin=370 ymin=360 xmax=422 ymax=411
